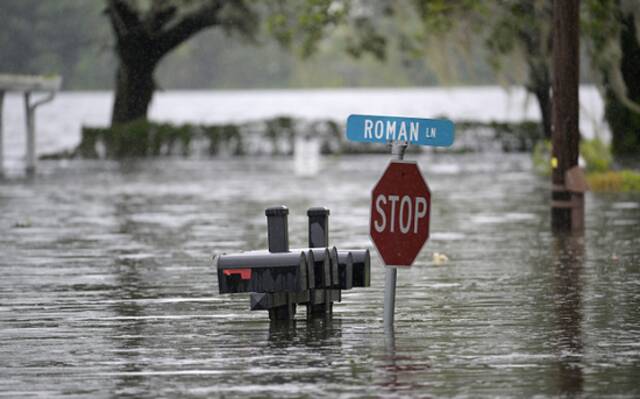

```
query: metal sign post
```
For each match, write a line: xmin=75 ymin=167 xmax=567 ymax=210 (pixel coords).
xmin=345 ymin=113 xmax=454 ymax=334
xmin=383 ymin=141 xmax=407 ymax=333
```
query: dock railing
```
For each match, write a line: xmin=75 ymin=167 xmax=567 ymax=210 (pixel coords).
xmin=0 ymin=74 xmax=62 ymax=176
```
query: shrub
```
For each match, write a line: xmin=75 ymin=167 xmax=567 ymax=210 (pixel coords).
xmin=580 ymin=138 xmax=612 ymax=173
xmin=587 ymin=170 xmax=640 ymax=192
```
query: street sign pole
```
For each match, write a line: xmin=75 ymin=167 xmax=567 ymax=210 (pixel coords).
xmin=346 ymin=113 xmax=453 ymax=335
xmin=383 ymin=141 xmax=407 ymax=334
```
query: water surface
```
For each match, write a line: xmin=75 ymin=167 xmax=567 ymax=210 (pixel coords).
xmin=0 ymin=87 xmax=605 ymax=172
xmin=1 ymin=153 xmax=639 ymax=397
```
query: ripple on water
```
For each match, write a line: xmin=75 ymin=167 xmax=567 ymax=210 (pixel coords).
xmin=1 ymin=154 xmax=639 ymax=397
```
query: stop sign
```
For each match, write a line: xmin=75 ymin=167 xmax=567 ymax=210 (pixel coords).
xmin=370 ymin=161 xmax=431 ymax=266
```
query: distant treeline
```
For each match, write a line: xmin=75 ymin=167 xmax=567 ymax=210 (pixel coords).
xmin=1 ymin=0 xmax=512 ymax=91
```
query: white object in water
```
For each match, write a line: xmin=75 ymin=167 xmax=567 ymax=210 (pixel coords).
xmin=433 ymin=252 xmax=449 ymax=265
xmin=294 ymin=135 xmax=320 ymax=176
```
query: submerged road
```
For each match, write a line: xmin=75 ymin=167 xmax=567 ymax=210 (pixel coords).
xmin=1 ymin=153 xmax=639 ymax=397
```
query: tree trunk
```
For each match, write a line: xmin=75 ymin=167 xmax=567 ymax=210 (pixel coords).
xmin=606 ymin=14 xmax=640 ymax=158
xmin=111 ymin=60 xmax=156 ymax=125
xmin=532 ymin=79 xmax=552 ymax=140
xmin=526 ymin=59 xmax=553 ymax=140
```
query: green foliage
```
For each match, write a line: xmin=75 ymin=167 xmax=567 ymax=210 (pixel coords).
xmin=79 ymin=120 xmax=196 ymax=158
xmin=582 ymin=0 xmax=620 ymax=76
xmin=618 ymin=170 xmax=640 ymax=191
xmin=104 ymin=119 xmax=151 ymax=158
xmin=73 ymin=116 xmax=546 ymax=159
xmin=587 ymin=170 xmax=640 ymax=192
xmin=532 ymin=136 xmax=640 ymax=192
xmin=604 ymin=13 xmax=640 ymax=156
xmin=534 ymin=138 xmax=614 ymax=175
xmin=6 ymin=0 xmax=634 ymax=95
xmin=580 ymin=138 xmax=612 ymax=173
xmin=532 ymin=139 xmax=552 ymax=176
xmin=344 ymin=16 xmax=387 ymax=60
xmin=584 ymin=0 xmax=640 ymax=157
xmin=413 ymin=0 xmax=486 ymax=33
xmin=266 ymin=0 xmax=347 ymax=58
xmin=0 ymin=0 xmax=112 ymax=89
xmin=0 ymin=0 xmax=506 ymax=89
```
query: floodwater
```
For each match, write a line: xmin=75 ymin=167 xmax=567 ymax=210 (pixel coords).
xmin=0 ymin=86 xmax=606 ymax=169
xmin=1 ymin=89 xmax=639 ymax=398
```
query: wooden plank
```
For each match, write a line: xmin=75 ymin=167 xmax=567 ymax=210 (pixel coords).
xmin=0 ymin=74 xmax=62 ymax=92
xmin=565 ymin=166 xmax=589 ymax=193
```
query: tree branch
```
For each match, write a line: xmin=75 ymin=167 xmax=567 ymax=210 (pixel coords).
xmin=105 ymin=0 xmax=143 ymax=40
xmin=154 ymin=1 xmax=224 ymax=57
xmin=146 ymin=1 xmax=178 ymax=34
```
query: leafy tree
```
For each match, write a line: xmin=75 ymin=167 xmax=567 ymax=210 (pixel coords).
xmin=274 ymin=0 xmax=552 ymax=137
xmin=0 ymin=1 xmax=109 ymax=88
xmin=484 ymin=1 xmax=552 ymax=139
xmin=265 ymin=0 xmax=350 ymax=58
xmin=105 ymin=0 xmax=257 ymax=125
xmin=407 ymin=0 xmax=554 ymax=138
xmin=412 ymin=0 xmax=640 ymax=155
xmin=584 ymin=0 xmax=640 ymax=157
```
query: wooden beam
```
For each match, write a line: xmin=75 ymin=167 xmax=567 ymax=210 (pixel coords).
xmin=551 ymin=0 xmax=582 ymax=232
xmin=0 ymin=74 xmax=62 ymax=92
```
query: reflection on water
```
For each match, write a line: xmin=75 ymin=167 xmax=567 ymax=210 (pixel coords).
xmin=111 ymin=253 xmax=148 ymax=396
xmin=0 ymin=153 xmax=639 ymax=397
xmin=552 ymin=233 xmax=584 ymax=396
xmin=380 ymin=328 xmax=432 ymax=393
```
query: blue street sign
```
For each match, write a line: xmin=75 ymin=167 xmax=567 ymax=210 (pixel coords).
xmin=346 ymin=114 xmax=455 ymax=147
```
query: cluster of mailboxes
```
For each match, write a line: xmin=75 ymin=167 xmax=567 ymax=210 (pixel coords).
xmin=215 ymin=206 xmax=371 ymax=320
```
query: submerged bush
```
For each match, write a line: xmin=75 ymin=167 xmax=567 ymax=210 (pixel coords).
xmin=531 ymin=138 xmax=640 ymax=192
xmin=79 ymin=120 xmax=199 ymax=158
xmin=532 ymin=139 xmax=552 ymax=176
xmin=587 ymin=170 xmax=640 ymax=192
xmin=580 ymin=138 xmax=612 ymax=173
xmin=455 ymin=120 xmax=543 ymax=152
xmin=67 ymin=117 xmax=551 ymax=160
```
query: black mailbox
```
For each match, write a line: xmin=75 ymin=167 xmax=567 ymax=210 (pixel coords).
xmin=339 ymin=249 xmax=370 ymax=287
xmin=214 ymin=206 xmax=371 ymax=321
xmin=305 ymin=248 xmax=331 ymax=288
xmin=216 ymin=251 xmax=308 ymax=294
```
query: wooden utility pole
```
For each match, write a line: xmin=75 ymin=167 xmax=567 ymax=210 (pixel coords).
xmin=551 ymin=0 xmax=585 ymax=232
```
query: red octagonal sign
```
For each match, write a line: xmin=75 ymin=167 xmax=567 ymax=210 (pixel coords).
xmin=370 ymin=161 xmax=431 ymax=266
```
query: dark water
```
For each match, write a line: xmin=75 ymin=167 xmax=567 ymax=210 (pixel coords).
xmin=1 ymin=153 xmax=639 ymax=398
